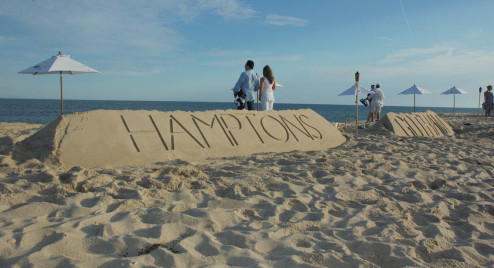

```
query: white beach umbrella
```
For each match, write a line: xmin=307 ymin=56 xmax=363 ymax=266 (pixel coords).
xmin=441 ymin=86 xmax=468 ymax=115
xmin=18 ymin=51 xmax=99 ymax=115
xmin=338 ymin=85 xmax=370 ymax=96
xmin=399 ymin=84 xmax=432 ymax=112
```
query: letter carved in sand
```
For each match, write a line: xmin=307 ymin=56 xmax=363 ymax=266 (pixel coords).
xmin=119 ymin=112 xmax=328 ymax=153
xmin=381 ymin=111 xmax=453 ymax=137
xmin=25 ymin=109 xmax=344 ymax=168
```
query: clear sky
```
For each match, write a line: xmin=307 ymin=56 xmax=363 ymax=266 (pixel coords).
xmin=1 ymin=0 xmax=493 ymax=108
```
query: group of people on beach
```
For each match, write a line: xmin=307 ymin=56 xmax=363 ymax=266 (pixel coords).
xmin=360 ymin=84 xmax=385 ymax=124
xmin=231 ymin=59 xmax=387 ymax=125
xmin=232 ymin=60 xmax=276 ymax=111
xmin=482 ymin=85 xmax=494 ymax=116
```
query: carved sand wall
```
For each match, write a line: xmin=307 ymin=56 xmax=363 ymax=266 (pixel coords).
xmin=16 ymin=109 xmax=346 ymax=168
xmin=381 ymin=111 xmax=454 ymax=137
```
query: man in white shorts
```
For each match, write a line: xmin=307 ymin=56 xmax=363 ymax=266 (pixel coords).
xmin=370 ymin=83 xmax=385 ymax=121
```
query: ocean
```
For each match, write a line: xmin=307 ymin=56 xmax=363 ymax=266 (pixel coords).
xmin=0 ymin=98 xmax=480 ymax=124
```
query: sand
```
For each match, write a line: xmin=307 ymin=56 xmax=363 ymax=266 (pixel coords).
xmin=0 ymin=113 xmax=493 ymax=267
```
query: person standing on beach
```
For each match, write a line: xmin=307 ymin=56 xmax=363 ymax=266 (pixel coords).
xmin=259 ymin=65 xmax=276 ymax=111
xmin=233 ymin=60 xmax=260 ymax=110
xmin=484 ymin=85 xmax=494 ymax=116
xmin=365 ymin=84 xmax=376 ymax=123
xmin=371 ymin=83 xmax=385 ymax=121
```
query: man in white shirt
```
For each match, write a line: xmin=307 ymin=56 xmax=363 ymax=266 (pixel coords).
xmin=370 ymin=83 xmax=385 ymax=121
xmin=233 ymin=60 xmax=260 ymax=110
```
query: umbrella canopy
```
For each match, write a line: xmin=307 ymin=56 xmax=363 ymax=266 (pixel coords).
xmin=19 ymin=53 xmax=99 ymax=75
xmin=19 ymin=51 xmax=99 ymax=115
xmin=399 ymin=84 xmax=432 ymax=95
xmin=399 ymin=84 xmax=432 ymax=112
xmin=441 ymin=86 xmax=468 ymax=95
xmin=441 ymin=86 xmax=468 ymax=115
xmin=338 ymin=85 xmax=370 ymax=96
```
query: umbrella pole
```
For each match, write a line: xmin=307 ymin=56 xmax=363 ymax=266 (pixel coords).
xmin=414 ymin=94 xmax=416 ymax=113
xmin=60 ymin=71 xmax=64 ymax=116
xmin=453 ymin=94 xmax=455 ymax=115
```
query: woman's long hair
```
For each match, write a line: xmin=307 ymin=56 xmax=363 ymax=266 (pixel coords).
xmin=263 ymin=65 xmax=274 ymax=84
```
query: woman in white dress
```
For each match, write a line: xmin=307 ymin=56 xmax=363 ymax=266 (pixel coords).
xmin=259 ymin=65 xmax=276 ymax=111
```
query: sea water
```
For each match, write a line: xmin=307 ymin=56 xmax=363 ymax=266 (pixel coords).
xmin=0 ymin=98 xmax=479 ymax=124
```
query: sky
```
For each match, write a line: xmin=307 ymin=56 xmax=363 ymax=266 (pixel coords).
xmin=1 ymin=0 xmax=493 ymax=108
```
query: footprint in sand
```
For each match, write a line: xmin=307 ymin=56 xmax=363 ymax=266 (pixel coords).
xmin=283 ymin=199 xmax=308 ymax=212
xmin=214 ymin=230 xmax=248 ymax=249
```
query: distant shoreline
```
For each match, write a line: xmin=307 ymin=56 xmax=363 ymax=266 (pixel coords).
xmin=0 ymin=97 xmax=477 ymax=109
xmin=0 ymin=98 xmax=481 ymax=125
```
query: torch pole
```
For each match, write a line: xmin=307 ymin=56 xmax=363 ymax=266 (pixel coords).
xmin=478 ymin=87 xmax=482 ymax=115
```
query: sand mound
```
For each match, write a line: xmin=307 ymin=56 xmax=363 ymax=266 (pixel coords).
xmin=13 ymin=109 xmax=346 ymax=168
xmin=380 ymin=111 xmax=454 ymax=137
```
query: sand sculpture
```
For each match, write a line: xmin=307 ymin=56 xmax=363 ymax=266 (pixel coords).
xmin=14 ymin=109 xmax=346 ymax=168
xmin=380 ymin=111 xmax=454 ymax=137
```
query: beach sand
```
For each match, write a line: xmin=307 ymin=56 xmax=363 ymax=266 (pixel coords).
xmin=0 ymin=114 xmax=493 ymax=267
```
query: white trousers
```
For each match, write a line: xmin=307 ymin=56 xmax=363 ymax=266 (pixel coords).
xmin=261 ymin=92 xmax=274 ymax=111
xmin=262 ymin=100 xmax=274 ymax=111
